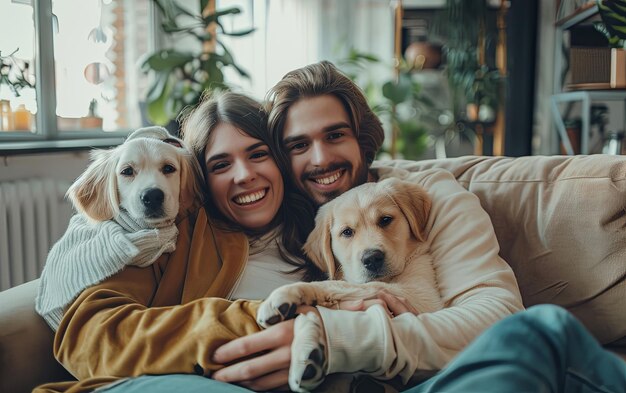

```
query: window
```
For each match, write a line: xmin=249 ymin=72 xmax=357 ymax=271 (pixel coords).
xmin=0 ymin=0 xmax=154 ymax=152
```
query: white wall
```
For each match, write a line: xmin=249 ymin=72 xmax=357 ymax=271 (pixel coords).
xmin=0 ymin=151 xmax=90 ymax=184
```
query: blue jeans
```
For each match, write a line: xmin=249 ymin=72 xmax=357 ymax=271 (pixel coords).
xmin=406 ymin=304 xmax=626 ymax=393
xmin=101 ymin=305 xmax=626 ymax=393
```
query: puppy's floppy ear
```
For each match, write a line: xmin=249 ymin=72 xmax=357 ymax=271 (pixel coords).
xmin=303 ymin=204 xmax=338 ymax=279
xmin=67 ymin=148 xmax=119 ymax=221
xmin=384 ymin=178 xmax=431 ymax=242
xmin=177 ymin=147 xmax=204 ymax=216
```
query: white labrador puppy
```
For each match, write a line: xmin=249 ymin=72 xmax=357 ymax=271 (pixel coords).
xmin=257 ymin=177 xmax=443 ymax=392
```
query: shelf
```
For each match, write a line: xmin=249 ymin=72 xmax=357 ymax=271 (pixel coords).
xmin=556 ymin=1 xmax=598 ymax=29
xmin=551 ymin=90 xmax=626 ymax=155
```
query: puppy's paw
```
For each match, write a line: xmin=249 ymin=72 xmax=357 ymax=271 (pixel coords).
xmin=289 ymin=312 xmax=328 ymax=392
xmin=257 ymin=284 xmax=313 ymax=328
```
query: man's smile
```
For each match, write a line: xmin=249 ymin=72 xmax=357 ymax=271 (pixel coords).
xmin=310 ymin=169 xmax=344 ymax=186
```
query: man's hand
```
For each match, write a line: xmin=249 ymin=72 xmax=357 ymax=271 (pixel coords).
xmin=212 ymin=319 xmax=293 ymax=390
xmin=339 ymin=291 xmax=419 ymax=317
xmin=213 ymin=306 xmax=319 ymax=390
xmin=212 ymin=306 xmax=320 ymax=391
xmin=210 ymin=293 xmax=416 ymax=391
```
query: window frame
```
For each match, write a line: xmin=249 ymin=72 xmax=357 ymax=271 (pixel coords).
xmin=0 ymin=0 xmax=157 ymax=155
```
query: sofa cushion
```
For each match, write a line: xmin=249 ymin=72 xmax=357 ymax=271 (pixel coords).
xmin=376 ymin=155 xmax=626 ymax=345
xmin=0 ymin=279 xmax=75 ymax=393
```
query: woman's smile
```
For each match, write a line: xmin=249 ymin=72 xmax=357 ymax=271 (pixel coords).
xmin=232 ymin=187 xmax=268 ymax=206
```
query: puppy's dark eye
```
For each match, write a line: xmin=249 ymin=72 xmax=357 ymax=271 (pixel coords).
xmin=341 ymin=228 xmax=354 ymax=238
xmin=120 ymin=167 xmax=134 ymax=177
xmin=379 ymin=216 xmax=393 ymax=227
xmin=163 ymin=164 xmax=176 ymax=174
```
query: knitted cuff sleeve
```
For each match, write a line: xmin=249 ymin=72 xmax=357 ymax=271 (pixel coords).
xmin=126 ymin=225 xmax=178 ymax=267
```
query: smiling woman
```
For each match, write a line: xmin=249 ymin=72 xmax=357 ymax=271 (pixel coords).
xmin=204 ymin=122 xmax=284 ymax=231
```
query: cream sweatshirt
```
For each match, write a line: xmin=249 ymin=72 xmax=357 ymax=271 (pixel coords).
xmin=317 ymin=166 xmax=524 ymax=383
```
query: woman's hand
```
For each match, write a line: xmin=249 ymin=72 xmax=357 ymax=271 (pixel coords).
xmin=212 ymin=306 xmax=320 ymax=391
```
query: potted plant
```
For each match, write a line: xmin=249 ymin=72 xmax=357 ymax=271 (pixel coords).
xmin=431 ymin=0 xmax=504 ymax=155
xmin=80 ymin=99 xmax=103 ymax=129
xmin=0 ymin=48 xmax=34 ymax=97
xmin=594 ymin=0 xmax=626 ymax=88
xmin=141 ymin=0 xmax=254 ymax=131
xmin=338 ymin=48 xmax=431 ymax=160
xmin=0 ymin=48 xmax=35 ymax=132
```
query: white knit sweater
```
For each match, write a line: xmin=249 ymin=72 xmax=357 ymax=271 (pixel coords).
xmin=35 ymin=211 xmax=177 ymax=330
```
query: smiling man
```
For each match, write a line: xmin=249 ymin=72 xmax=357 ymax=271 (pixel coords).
xmin=281 ymin=94 xmax=371 ymax=205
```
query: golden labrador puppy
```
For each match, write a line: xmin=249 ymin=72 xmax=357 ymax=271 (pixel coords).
xmin=257 ymin=177 xmax=443 ymax=392
xmin=69 ymin=128 xmax=201 ymax=227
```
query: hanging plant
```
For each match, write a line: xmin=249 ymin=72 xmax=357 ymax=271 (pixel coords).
xmin=0 ymin=48 xmax=34 ymax=97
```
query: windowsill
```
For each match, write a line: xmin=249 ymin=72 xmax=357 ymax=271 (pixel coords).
xmin=0 ymin=137 xmax=126 ymax=155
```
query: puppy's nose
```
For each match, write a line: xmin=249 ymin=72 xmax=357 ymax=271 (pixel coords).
xmin=141 ymin=188 xmax=164 ymax=209
xmin=362 ymin=249 xmax=385 ymax=272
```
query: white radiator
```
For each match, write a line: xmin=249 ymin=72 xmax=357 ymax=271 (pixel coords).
xmin=0 ymin=178 xmax=72 ymax=291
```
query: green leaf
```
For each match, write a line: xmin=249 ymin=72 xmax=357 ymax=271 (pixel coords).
xmin=202 ymin=7 xmax=241 ymax=25
xmin=218 ymin=45 xmax=250 ymax=78
xmin=152 ymin=0 xmax=167 ymax=17
xmin=598 ymin=0 xmax=626 ymax=40
xmin=190 ymin=31 xmax=213 ymax=41
xmin=162 ymin=23 xmax=203 ymax=34
xmin=201 ymin=57 xmax=225 ymax=84
xmin=146 ymin=75 xmax=175 ymax=125
xmin=347 ymin=48 xmax=380 ymax=63
xmin=382 ymin=73 xmax=414 ymax=105
xmin=141 ymin=50 xmax=193 ymax=72
xmin=146 ymin=72 xmax=169 ymax=102
xmin=170 ymin=1 xmax=195 ymax=18
xmin=221 ymin=27 xmax=256 ymax=37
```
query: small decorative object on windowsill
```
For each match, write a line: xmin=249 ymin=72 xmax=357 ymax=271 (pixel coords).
xmin=12 ymin=104 xmax=32 ymax=131
xmin=80 ymin=99 xmax=103 ymax=129
xmin=0 ymin=99 xmax=13 ymax=131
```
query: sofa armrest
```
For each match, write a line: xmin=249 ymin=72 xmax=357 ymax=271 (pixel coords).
xmin=0 ymin=279 xmax=75 ymax=393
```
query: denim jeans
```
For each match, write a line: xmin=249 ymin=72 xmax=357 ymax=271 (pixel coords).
xmin=406 ymin=304 xmax=626 ymax=393
xmin=100 ymin=305 xmax=626 ymax=393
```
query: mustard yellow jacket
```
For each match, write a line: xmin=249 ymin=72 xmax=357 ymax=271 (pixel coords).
xmin=35 ymin=208 xmax=263 ymax=393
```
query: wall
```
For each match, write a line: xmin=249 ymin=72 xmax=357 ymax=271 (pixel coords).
xmin=0 ymin=151 xmax=90 ymax=184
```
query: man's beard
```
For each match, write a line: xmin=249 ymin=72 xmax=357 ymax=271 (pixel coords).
xmin=300 ymin=161 xmax=369 ymax=206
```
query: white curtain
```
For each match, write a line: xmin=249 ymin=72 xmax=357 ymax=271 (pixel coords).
xmin=218 ymin=0 xmax=394 ymax=101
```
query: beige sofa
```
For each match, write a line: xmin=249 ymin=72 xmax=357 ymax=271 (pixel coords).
xmin=2 ymin=155 xmax=626 ymax=393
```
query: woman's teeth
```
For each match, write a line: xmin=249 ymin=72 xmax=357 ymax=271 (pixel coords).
xmin=234 ymin=189 xmax=266 ymax=205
